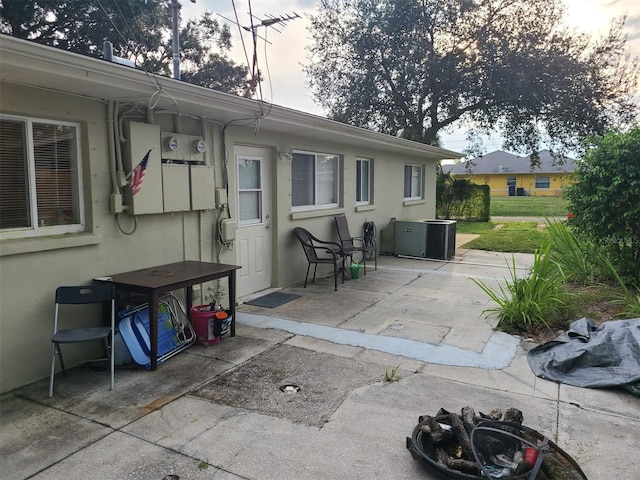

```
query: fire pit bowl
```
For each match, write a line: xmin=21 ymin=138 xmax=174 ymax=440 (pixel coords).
xmin=407 ymin=415 xmax=588 ymax=479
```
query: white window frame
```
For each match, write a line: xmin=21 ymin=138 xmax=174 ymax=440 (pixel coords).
xmin=403 ymin=164 xmax=423 ymax=200
xmin=0 ymin=114 xmax=85 ymax=240
xmin=356 ymin=158 xmax=372 ymax=205
xmin=291 ymin=150 xmax=340 ymax=211
xmin=535 ymin=176 xmax=550 ymax=189
xmin=236 ymin=155 xmax=263 ymax=226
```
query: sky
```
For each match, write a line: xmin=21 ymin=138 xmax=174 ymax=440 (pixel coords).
xmin=178 ymin=0 xmax=640 ymax=155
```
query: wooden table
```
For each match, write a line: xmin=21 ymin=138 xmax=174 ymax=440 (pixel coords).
xmin=109 ymin=261 xmax=241 ymax=370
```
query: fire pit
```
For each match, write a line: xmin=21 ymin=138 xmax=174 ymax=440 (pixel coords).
xmin=406 ymin=407 xmax=587 ymax=479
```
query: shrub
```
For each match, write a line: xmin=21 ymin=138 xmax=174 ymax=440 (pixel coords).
xmin=472 ymin=244 xmax=570 ymax=331
xmin=564 ymin=127 xmax=640 ymax=286
xmin=545 ymin=218 xmax=609 ymax=285
xmin=436 ymin=166 xmax=490 ymax=221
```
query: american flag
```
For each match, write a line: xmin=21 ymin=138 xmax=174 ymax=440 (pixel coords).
xmin=129 ymin=149 xmax=151 ymax=195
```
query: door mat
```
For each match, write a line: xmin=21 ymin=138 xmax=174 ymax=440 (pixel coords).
xmin=245 ymin=292 xmax=301 ymax=308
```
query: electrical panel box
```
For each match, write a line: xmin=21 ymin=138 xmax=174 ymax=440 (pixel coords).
xmin=162 ymin=164 xmax=190 ymax=212
xmin=215 ymin=188 xmax=227 ymax=206
xmin=161 ymin=132 xmax=206 ymax=163
xmin=221 ymin=218 xmax=236 ymax=242
xmin=190 ymin=165 xmax=215 ymax=210
xmin=124 ymin=122 xmax=163 ymax=215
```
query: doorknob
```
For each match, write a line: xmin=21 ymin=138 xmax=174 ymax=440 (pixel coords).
xmin=266 ymin=224 xmax=272 ymax=229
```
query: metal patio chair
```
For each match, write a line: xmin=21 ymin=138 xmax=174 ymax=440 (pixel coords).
xmin=334 ymin=215 xmax=377 ymax=275
xmin=294 ymin=227 xmax=347 ymax=291
xmin=49 ymin=284 xmax=116 ymax=397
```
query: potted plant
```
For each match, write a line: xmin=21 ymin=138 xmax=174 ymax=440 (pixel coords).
xmin=350 ymin=261 xmax=363 ymax=279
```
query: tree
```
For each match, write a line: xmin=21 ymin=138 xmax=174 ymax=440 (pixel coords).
xmin=305 ymin=0 xmax=639 ymax=157
xmin=564 ymin=127 xmax=640 ymax=286
xmin=0 ymin=0 xmax=250 ymax=96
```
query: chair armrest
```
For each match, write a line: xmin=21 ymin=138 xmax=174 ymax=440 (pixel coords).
xmin=310 ymin=236 xmax=343 ymax=251
xmin=304 ymin=239 xmax=343 ymax=258
xmin=351 ymin=236 xmax=366 ymax=247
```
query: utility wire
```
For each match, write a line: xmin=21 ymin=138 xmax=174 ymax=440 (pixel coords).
xmin=95 ymin=0 xmax=174 ymax=106
xmin=231 ymin=0 xmax=253 ymax=90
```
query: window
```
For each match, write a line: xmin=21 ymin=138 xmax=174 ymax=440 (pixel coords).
xmin=0 ymin=115 xmax=84 ymax=239
xmin=237 ymin=156 xmax=262 ymax=225
xmin=507 ymin=176 xmax=516 ymax=187
xmin=535 ymin=176 xmax=550 ymax=189
xmin=291 ymin=151 xmax=339 ymax=210
xmin=403 ymin=164 xmax=423 ymax=200
xmin=356 ymin=158 xmax=371 ymax=205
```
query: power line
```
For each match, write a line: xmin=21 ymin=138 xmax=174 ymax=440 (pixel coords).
xmin=218 ymin=5 xmax=300 ymax=101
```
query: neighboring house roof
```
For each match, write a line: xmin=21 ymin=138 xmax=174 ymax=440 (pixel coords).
xmin=445 ymin=150 xmax=576 ymax=175
xmin=0 ymin=35 xmax=461 ymax=161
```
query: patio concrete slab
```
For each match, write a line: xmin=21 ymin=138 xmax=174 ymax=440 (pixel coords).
xmin=239 ymin=283 xmax=384 ymax=328
xmin=0 ymin=395 xmax=113 ymax=480
xmin=2 ymin=249 xmax=639 ymax=480
xmin=29 ymin=430 xmax=243 ymax=480
xmin=557 ymin=402 xmax=640 ymax=478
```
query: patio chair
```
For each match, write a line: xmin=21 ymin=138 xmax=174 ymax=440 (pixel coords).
xmin=334 ymin=215 xmax=377 ymax=275
xmin=49 ymin=284 xmax=116 ymax=397
xmin=294 ymin=227 xmax=346 ymax=291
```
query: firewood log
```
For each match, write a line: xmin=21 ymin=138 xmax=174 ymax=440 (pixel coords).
xmin=445 ymin=457 xmax=482 ymax=475
xmin=461 ymin=406 xmax=477 ymax=435
xmin=435 ymin=448 xmax=482 ymax=475
xmin=504 ymin=407 xmax=523 ymax=424
xmin=420 ymin=415 xmax=454 ymax=445
xmin=487 ymin=408 xmax=503 ymax=420
xmin=449 ymin=412 xmax=475 ymax=460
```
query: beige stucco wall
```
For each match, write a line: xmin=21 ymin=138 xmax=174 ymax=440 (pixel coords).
xmin=0 ymin=82 xmax=438 ymax=393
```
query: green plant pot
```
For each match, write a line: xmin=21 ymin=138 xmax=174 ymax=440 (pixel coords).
xmin=350 ymin=264 xmax=362 ymax=279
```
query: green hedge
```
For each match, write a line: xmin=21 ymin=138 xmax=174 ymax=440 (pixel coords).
xmin=436 ymin=171 xmax=490 ymax=221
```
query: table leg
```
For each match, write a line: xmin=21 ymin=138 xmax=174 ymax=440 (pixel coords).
xmin=186 ymin=286 xmax=193 ymax=324
xmin=149 ymin=291 xmax=159 ymax=370
xmin=229 ymin=270 xmax=236 ymax=337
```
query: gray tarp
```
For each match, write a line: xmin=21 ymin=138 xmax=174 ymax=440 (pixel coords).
xmin=527 ymin=317 xmax=640 ymax=396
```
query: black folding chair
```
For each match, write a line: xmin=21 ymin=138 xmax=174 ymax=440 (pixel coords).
xmin=294 ymin=227 xmax=347 ymax=291
xmin=49 ymin=284 xmax=116 ymax=397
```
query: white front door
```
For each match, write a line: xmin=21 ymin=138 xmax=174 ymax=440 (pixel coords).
xmin=235 ymin=146 xmax=272 ymax=297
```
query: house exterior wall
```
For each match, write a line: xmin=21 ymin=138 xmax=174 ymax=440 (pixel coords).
xmin=458 ymin=172 xmax=574 ymax=197
xmin=0 ymin=81 xmax=439 ymax=393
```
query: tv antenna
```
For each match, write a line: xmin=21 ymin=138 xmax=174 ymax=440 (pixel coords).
xmin=248 ymin=12 xmax=301 ymax=34
xmin=217 ymin=8 xmax=300 ymax=100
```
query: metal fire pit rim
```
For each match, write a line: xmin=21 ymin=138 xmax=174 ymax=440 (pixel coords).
xmin=407 ymin=416 xmax=588 ymax=480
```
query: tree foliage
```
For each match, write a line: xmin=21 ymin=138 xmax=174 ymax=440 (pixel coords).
xmin=436 ymin=166 xmax=489 ymax=220
xmin=0 ymin=0 xmax=249 ymax=95
xmin=564 ymin=127 xmax=640 ymax=286
xmin=305 ymin=0 xmax=639 ymax=156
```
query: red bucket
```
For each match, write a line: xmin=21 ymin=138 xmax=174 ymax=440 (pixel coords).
xmin=190 ymin=305 xmax=231 ymax=346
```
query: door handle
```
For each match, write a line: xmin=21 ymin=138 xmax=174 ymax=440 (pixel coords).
xmin=265 ymin=224 xmax=272 ymax=229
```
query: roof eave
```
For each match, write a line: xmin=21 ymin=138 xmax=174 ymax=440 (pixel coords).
xmin=0 ymin=36 xmax=462 ymax=160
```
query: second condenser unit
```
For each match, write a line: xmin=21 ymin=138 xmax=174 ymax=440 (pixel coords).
xmin=394 ymin=219 xmax=457 ymax=260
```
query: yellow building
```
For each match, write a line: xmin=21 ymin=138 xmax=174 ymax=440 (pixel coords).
xmin=445 ymin=150 xmax=576 ymax=197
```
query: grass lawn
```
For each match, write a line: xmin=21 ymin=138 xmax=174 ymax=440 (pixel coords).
xmin=455 ymin=195 xmax=567 ymax=253
xmin=456 ymin=221 xmax=548 ymax=253
xmin=490 ymin=196 xmax=569 ymax=217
